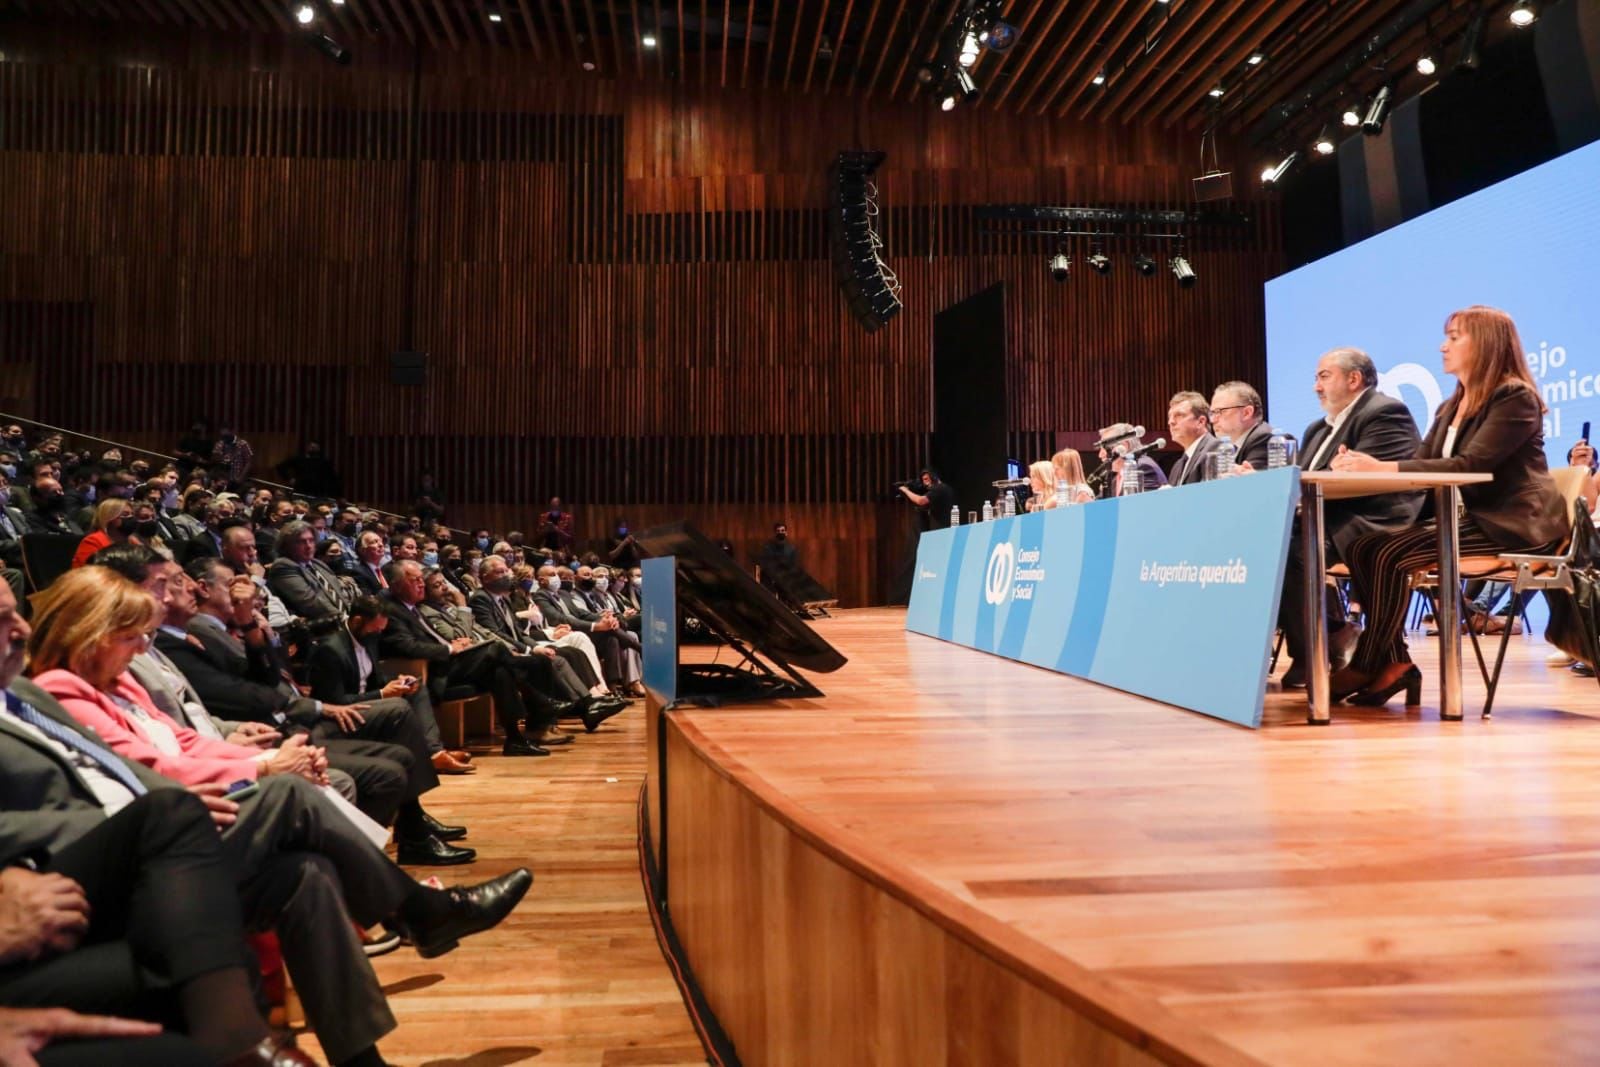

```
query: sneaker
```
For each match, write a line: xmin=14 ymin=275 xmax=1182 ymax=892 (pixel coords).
xmin=1574 ymin=662 xmax=1595 ymax=678
xmin=361 ymin=928 xmax=402 ymax=958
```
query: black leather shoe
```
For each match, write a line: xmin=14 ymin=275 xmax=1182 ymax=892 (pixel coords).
xmin=421 ymin=811 xmax=467 ymax=841
xmin=221 ymin=1034 xmax=316 ymax=1067
xmin=581 ymin=701 xmax=624 ymax=733
xmin=585 ymin=694 xmax=628 ymax=712
xmin=396 ymin=835 xmax=477 ymax=866
xmin=397 ymin=867 xmax=534 ymax=959
xmin=1280 ymin=662 xmax=1306 ymax=689
xmin=502 ymin=738 xmax=550 ymax=757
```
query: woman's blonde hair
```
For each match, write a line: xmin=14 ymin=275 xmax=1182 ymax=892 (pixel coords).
xmin=90 ymin=498 xmax=131 ymax=534
xmin=1051 ymin=449 xmax=1087 ymax=485
xmin=1029 ymin=460 xmax=1057 ymax=506
xmin=28 ymin=566 xmax=159 ymax=680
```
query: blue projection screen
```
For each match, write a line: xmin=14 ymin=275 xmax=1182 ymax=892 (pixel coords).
xmin=1266 ymin=138 xmax=1600 ymax=462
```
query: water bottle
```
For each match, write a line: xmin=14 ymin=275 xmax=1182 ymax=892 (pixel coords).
xmin=1267 ymin=434 xmax=1288 ymax=470
xmin=1055 ymin=478 xmax=1068 ymax=508
xmin=981 ymin=500 xmax=994 ymax=522
xmin=1213 ymin=435 xmax=1236 ymax=479
xmin=1121 ymin=457 xmax=1142 ymax=496
xmin=1004 ymin=491 xmax=1017 ymax=517
xmin=949 ymin=505 xmax=961 ymax=527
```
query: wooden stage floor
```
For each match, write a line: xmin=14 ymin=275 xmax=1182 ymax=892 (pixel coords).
xmin=664 ymin=607 xmax=1600 ymax=1065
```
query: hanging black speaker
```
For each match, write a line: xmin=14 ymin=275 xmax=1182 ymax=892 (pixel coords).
xmin=827 ymin=150 xmax=902 ymax=333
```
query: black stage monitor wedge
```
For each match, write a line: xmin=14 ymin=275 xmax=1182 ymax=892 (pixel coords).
xmin=635 ymin=520 xmax=847 ymax=704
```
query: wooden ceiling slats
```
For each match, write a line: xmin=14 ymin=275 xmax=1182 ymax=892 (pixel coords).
xmin=780 ymin=0 xmax=808 ymax=93
xmin=1008 ymin=0 xmax=1106 ymax=113
xmin=674 ymin=0 xmax=686 ymax=79
xmin=883 ymin=0 xmax=944 ymax=102
xmin=1153 ymin=1 xmax=1301 ymax=127
xmin=860 ymin=0 xmax=908 ymax=100
xmin=1049 ymin=0 xmax=1155 ymax=117
xmin=820 ymin=0 xmax=853 ymax=94
xmin=801 ymin=0 xmax=832 ymax=94
xmin=514 ymin=0 xmax=543 ymax=57
xmin=718 ymin=0 xmax=731 ymax=87
xmin=904 ymin=0 xmax=961 ymax=102
xmin=1101 ymin=0 xmax=1240 ymax=123
xmin=428 ymin=0 xmax=460 ymax=49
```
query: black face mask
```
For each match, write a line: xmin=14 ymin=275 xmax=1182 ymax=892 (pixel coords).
xmin=559 ymin=579 xmax=574 ymax=591
xmin=775 ymin=532 xmax=787 ymax=540
xmin=136 ymin=519 xmax=161 ymax=538
xmin=338 ymin=521 xmax=358 ymax=536
xmin=578 ymin=578 xmax=595 ymax=591
xmin=34 ymin=489 xmax=61 ymax=509
xmin=115 ymin=516 xmax=138 ymax=535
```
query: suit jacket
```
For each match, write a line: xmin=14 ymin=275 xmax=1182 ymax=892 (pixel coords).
xmin=470 ymin=590 xmax=535 ymax=650
xmin=1300 ymin=389 xmax=1424 ymax=560
xmin=351 ymin=561 xmax=388 ymax=596
xmin=0 ymin=679 xmax=177 ymax=865
xmin=0 ymin=505 xmax=26 ymax=567
xmin=308 ymin=627 xmax=393 ymax=704
xmin=532 ymin=588 xmax=595 ymax=631
xmin=128 ymin=648 xmax=244 ymax=739
xmin=180 ymin=528 xmax=224 ymax=563
xmin=376 ymin=594 xmax=454 ymax=666
xmin=1168 ymin=434 xmax=1223 ymax=487
xmin=154 ymin=626 xmax=316 ymax=729
xmin=31 ymin=669 xmax=264 ymax=788
xmin=267 ymin=556 xmax=345 ymax=621
xmin=1400 ymin=381 xmax=1566 ymax=550
xmin=23 ymin=507 xmax=80 ymax=537
xmin=1228 ymin=421 xmax=1277 ymax=472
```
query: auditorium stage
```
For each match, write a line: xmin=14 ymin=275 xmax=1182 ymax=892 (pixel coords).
xmin=656 ymin=608 xmax=1600 ymax=1066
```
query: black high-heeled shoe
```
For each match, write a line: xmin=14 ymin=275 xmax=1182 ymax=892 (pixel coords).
xmin=1327 ymin=665 xmax=1375 ymax=702
xmin=1348 ymin=665 xmax=1423 ymax=707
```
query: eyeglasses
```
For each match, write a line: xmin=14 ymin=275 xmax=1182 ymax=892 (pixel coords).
xmin=1210 ymin=404 xmax=1247 ymax=416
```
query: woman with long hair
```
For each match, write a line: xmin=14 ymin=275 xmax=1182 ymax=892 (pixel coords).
xmin=1025 ymin=460 xmax=1057 ymax=511
xmin=70 ymin=497 xmax=136 ymax=569
xmin=1049 ymin=450 xmax=1095 ymax=505
xmin=1329 ymin=305 xmax=1566 ymax=705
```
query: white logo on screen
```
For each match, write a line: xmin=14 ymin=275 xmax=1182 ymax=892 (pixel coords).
xmin=984 ymin=543 xmax=1015 ymax=605
xmin=1377 ymin=362 xmax=1445 ymax=430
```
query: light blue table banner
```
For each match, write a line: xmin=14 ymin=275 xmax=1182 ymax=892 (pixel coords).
xmin=642 ymin=555 xmax=679 ymax=704
xmin=906 ymin=468 xmax=1301 ymax=728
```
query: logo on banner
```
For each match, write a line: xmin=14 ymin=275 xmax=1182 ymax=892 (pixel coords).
xmin=984 ymin=543 xmax=1015 ymax=605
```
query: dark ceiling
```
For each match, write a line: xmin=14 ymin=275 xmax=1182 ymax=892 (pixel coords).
xmin=0 ymin=0 xmax=1538 ymax=149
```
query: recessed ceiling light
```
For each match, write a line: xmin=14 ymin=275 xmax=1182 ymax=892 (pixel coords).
xmin=1207 ymin=85 xmax=1225 ymax=98
xmin=1091 ymin=70 xmax=1105 ymax=86
xmin=488 ymin=12 xmax=502 ymax=22
xmin=1509 ymin=1 xmax=1537 ymax=28
xmin=1416 ymin=54 xmax=1436 ymax=75
xmin=294 ymin=4 xmax=315 ymax=25
xmin=1342 ymin=106 xmax=1362 ymax=127
xmin=641 ymin=34 xmax=658 ymax=48
xmin=1246 ymin=52 xmax=1265 ymax=66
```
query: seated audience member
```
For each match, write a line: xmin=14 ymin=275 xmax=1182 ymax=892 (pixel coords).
xmin=1277 ymin=348 xmax=1423 ymax=688
xmin=1208 ymin=381 xmax=1278 ymax=471
xmin=533 ymin=564 xmax=638 ymax=697
xmin=162 ymin=559 xmax=470 ymax=863
xmin=389 ymin=535 xmax=420 ymax=564
xmin=310 ymin=596 xmax=472 ymax=776
xmin=70 ymin=500 xmax=139 ymax=569
xmin=24 ymin=476 xmax=81 ymax=537
xmin=379 ymin=559 xmax=565 ymax=756
xmin=1330 ymin=306 xmax=1566 ymax=705
xmin=756 ymin=522 xmax=798 ymax=575
xmin=253 ymin=500 xmax=295 ymax=565
xmin=588 ymin=567 xmax=640 ymax=632
xmin=267 ymin=520 xmax=348 ymax=626
xmin=1049 ymin=450 xmax=1094 ymax=503
xmin=316 ymin=531 xmax=352 ymax=577
xmin=611 ymin=566 xmax=641 ymax=613
xmin=352 ymin=531 xmax=390 ymax=594
xmin=1095 ymin=424 xmax=1167 ymax=496
xmin=220 ymin=526 xmax=293 ymax=630
xmin=1165 ymin=391 xmax=1221 ymax=487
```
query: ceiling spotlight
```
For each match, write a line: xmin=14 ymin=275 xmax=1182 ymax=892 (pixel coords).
xmin=1091 ymin=68 xmax=1106 ymax=86
xmin=955 ymin=67 xmax=980 ymax=103
xmin=488 ymin=11 xmax=503 ymax=22
xmin=1207 ymin=84 xmax=1225 ymax=98
xmin=308 ymin=32 xmax=350 ymax=63
xmin=940 ymin=94 xmax=958 ymax=112
xmin=1362 ymin=83 xmax=1393 ymax=134
xmin=330 ymin=0 xmax=342 ymax=4
xmin=1342 ymin=104 xmax=1362 ymax=127
xmin=1261 ymin=150 xmax=1301 ymax=184
xmin=1509 ymin=1 xmax=1537 ymax=27
xmin=641 ymin=33 xmax=658 ymax=48
xmin=1457 ymin=10 xmax=1486 ymax=71
xmin=1170 ymin=256 xmax=1196 ymax=289
xmin=959 ymin=33 xmax=981 ymax=68
xmin=1086 ymin=252 xmax=1111 ymax=275
xmin=984 ymin=21 xmax=1019 ymax=52
xmin=1246 ymin=52 xmax=1266 ymax=66
xmin=1048 ymin=253 xmax=1071 ymax=283
xmin=1416 ymin=53 xmax=1436 ymax=76
xmin=294 ymin=4 xmax=315 ymax=24
xmin=1313 ymin=125 xmax=1336 ymax=155
xmin=1134 ymin=253 xmax=1157 ymax=277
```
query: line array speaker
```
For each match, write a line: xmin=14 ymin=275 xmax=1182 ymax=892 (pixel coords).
xmin=827 ymin=150 xmax=902 ymax=333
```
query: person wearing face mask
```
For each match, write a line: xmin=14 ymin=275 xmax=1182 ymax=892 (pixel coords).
xmin=420 ymin=542 xmax=440 ymax=569
xmin=208 ymin=425 xmax=254 ymax=489
xmin=532 ymin=565 xmax=642 ymax=698
xmin=472 ymin=529 xmax=492 ymax=553
xmin=26 ymin=476 xmax=84 ymax=537
xmin=171 ymin=486 xmax=213 ymax=539
xmin=70 ymin=499 xmax=142 ymax=569
xmin=605 ymin=520 xmax=640 ymax=569
xmin=0 ymin=452 xmax=16 ymax=482
xmin=589 ymin=567 xmax=640 ymax=632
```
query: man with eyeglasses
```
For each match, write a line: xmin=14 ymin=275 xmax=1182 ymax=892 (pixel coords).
xmin=1207 ymin=381 xmax=1277 ymax=472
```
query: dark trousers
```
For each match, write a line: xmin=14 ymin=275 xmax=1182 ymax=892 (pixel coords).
xmin=440 ymin=643 xmax=545 ymax=741
xmin=310 ymin=697 xmax=439 ymax=808
xmin=319 ymin=737 xmax=409 ymax=828
xmin=554 ymin=645 xmax=599 ymax=689
xmin=1278 ymin=528 xmax=1350 ymax=667
xmin=1344 ymin=519 xmax=1519 ymax=672
xmin=585 ymin=629 xmax=626 ymax=687
xmin=0 ymin=791 xmax=249 ymax=1016
xmin=37 ymin=1034 xmax=212 ymax=1067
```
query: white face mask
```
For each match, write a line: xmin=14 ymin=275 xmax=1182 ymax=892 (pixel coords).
xmin=594 ymin=577 xmax=609 ymax=592
xmin=544 ymin=575 xmax=561 ymax=592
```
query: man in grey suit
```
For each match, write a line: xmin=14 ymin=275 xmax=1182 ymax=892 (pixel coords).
xmin=0 ymin=576 xmax=534 ymax=1065
xmin=266 ymin=520 xmax=348 ymax=625
xmin=1165 ymin=391 xmax=1223 ymax=487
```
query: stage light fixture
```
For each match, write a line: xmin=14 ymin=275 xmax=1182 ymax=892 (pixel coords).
xmin=1087 ymin=251 xmax=1111 ymax=275
xmin=308 ymin=31 xmax=350 ymax=63
xmin=1207 ymin=84 xmax=1225 ymax=98
xmin=959 ymin=33 xmax=981 ymax=68
xmin=1457 ymin=10 xmax=1485 ymax=71
xmin=1134 ymin=253 xmax=1157 ymax=276
xmin=1091 ymin=68 xmax=1106 ymax=86
xmin=1342 ymin=103 xmax=1362 ymax=127
xmin=984 ymin=21 xmax=1018 ymax=52
xmin=1416 ymin=53 xmax=1436 ymax=76
xmin=1247 ymin=52 xmax=1266 ymax=66
xmin=916 ymin=65 xmax=936 ymax=85
xmin=1362 ymin=83 xmax=1393 ymax=134
xmin=1261 ymin=150 xmax=1301 ymax=184
xmin=1170 ymin=255 xmax=1196 ymax=289
xmin=940 ymin=94 xmax=958 ymax=112
xmin=1048 ymin=253 xmax=1071 ymax=283
xmin=1313 ymin=125 xmax=1336 ymax=155
xmin=1509 ymin=1 xmax=1536 ymax=27
xmin=641 ymin=33 xmax=658 ymax=47
xmin=955 ymin=67 xmax=980 ymax=103
xmin=294 ymin=4 xmax=315 ymax=24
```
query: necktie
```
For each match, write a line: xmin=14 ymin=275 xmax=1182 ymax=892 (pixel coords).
xmin=498 ymin=596 xmax=517 ymax=637
xmin=374 ymin=565 xmax=388 ymax=589
xmin=5 ymin=691 xmax=149 ymax=797
xmin=305 ymin=562 xmax=334 ymax=606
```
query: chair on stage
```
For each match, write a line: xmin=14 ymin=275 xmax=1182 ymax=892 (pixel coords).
xmin=1408 ymin=467 xmax=1592 ymax=718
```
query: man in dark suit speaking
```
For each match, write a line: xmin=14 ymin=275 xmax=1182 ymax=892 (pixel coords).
xmin=1278 ymin=348 xmax=1422 ymax=687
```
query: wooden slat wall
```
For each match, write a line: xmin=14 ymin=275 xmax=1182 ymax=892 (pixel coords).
xmin=0 ymin=20 xmax=1282 ymax=606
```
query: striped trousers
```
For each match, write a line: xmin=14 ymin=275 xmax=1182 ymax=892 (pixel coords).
xmin=1343 ymin=519 xmax=1518 ymax=673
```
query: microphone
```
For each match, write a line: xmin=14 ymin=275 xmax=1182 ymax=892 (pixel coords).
xmin=1094 ymin=425 xmax=1145 ymax=452
xmin=1121 ymin=438 xmax=1166 ymax=459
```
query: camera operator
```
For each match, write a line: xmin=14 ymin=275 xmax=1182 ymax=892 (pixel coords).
xmin=897 ymin=469 xmax=957 ymax=530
